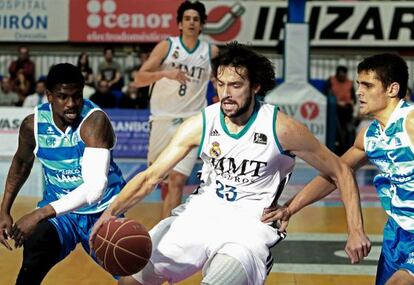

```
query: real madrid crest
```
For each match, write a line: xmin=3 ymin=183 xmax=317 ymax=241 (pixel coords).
xmin=209 ymin=141 xmax=221 ymax=158
xmin=173 ymin=49 xmax=179 ymax=59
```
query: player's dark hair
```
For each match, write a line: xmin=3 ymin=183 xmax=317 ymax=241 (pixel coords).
xmin=212 ymin=42 xmax=276 ymax=97
xmin=357 ymin=53 xmax=408 ymax=99
xmin=46 ymin=63 xmax=85 ymax=92
xmin=176 ymin=1 xmax=207 ymax=24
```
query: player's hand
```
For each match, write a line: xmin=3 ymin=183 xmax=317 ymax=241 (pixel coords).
xmin=89 ymin=210 xmax=115 ymax=254
xmin=261 ymin=204 xmax=291 ymax=232
xmin=10 ymin=211 xmax=42 ymax=248
xmin=0 ymin=212 xmax=13 ymax=250
xmin=165 ymin=69 xmax=189 ymax=85
xmin=345 ymin=230 xmax=371 ymax=264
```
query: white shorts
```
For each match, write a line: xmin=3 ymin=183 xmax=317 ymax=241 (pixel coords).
xmin=132 ymin=195 xmax=283 ymax=285
xmin=148 ymin=118 xmax=198 ymax=177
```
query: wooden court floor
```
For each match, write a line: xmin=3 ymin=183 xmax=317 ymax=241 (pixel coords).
xmin=0 ymin=196 xmax=387 ymax=285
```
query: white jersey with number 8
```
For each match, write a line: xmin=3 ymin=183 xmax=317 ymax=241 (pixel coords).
xmin=150 ymin=36 xmax=212 ymax=120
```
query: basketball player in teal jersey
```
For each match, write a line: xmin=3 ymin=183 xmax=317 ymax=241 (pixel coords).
xmin=262 ymin=54 xmax=413 ymax=285
xmin=0 ymin=63 xmax=125 ymax=285
xmin=90 ymin=42 xmax=370 ymax=285
xmin=134 ymin=1 xmax=219 ymax=219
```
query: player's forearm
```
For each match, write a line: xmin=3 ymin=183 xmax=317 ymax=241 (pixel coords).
xmin=108 ymin=172 xmax=161 ymax=216
xmin=287 ymin=176 xmax=337 ymax=215
xmin=134 ymin=70 xmax=165 ymax=87
xmin=334 ymin=166 xmax=365 ymax=233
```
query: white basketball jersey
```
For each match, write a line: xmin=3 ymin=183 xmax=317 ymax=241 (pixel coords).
xmin=150 ymin=36 xmax=211 ymax=119
xmin=197 ymin=101 xmax=296 ymax=219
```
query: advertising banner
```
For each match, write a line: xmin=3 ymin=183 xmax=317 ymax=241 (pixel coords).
xmin=105 ymin=108 xmax=150 ymax=158
xmin=0 ymin=107 xmax=32 ymax=156
xmin=68 ymin=1 xmax=414 ymax=46
xmin=0 ymin=0 xmax=69 ymax=42
xmin=202 ymin=1 xmax=414 ymax=47
xmin=69 ymin=0 xmax=181 ymax=42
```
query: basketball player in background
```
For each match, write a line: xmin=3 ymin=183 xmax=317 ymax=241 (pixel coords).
xmin=91 ymin=42 xmax=370 ymax=285
xmin=134 ymin=0 xmax=219 ymax=219
xmin=0 ymin=63 xmax=125 ymax=285
xmin=262 ymin=54 xmax=414 ymax=285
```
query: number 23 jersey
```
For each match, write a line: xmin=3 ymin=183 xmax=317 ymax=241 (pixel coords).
xmin=198 ymin=101 xmax=296 ymax=218
xmin=150 ymin=36 xmax=212 ymax=119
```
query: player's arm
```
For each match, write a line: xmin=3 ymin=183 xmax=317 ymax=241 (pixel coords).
xmin=11 ymin=111 xmax=114 ymax=246
xmin=271 ymin=112 xmax=370 ymax=263
xmin=0 ymin=115 xmax=35 ymax=250
xmin=134 ymin=40 xmax=189 ymax=87
xmin=269 ymin=126 xmax=369 ymax=220
xmin=109 ymin=113 xmax=202 ymax=216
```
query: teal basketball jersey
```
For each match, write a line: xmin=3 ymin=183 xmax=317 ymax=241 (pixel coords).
xmin=365 ymin=100 xmax=414 ymax=231
xmin=34 ymin=99 xmax=125 ymax=214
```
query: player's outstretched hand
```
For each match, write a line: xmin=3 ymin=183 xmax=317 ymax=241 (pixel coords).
xmin=261 ymin=204 xmax=291 ymax=232
xmin=345 ymin=231 xmax=371 ymax=264
xmin=0 ymin=213 xmax=13 ymax=250
xmin=10 ymin=211 xmax=42 ymax=248
xmin=89 ymin=209 xmax=116 ymax=254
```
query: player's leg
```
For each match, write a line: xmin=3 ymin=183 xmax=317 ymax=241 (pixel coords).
xmin=15 ymin=220 xmax=61 ymax=285
xmin=162 ymin=147 xmax=198 ymax=218
xmin=162 ymin=170 xmax=187 ymax=218
xmin=377 ymin=218 xmax=414 ymax=285
xmin=147 ymin=118 xmax=175 ymax=211
xmin=201 ymin=253 xmax=248 ymax=285
xmin=385 ymin=270 xmax=414 ymax=285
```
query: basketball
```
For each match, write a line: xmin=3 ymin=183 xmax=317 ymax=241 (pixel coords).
xmin=93 ymin=218 xmax=152 ymax=276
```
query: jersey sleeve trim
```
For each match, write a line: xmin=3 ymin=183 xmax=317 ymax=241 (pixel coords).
xmin=33 ymin=107 xmax=39 ymax=155
xmin=161 ymin=37 xmax=173 ymax=65
xmin=197 ymin=109 xmax=206 ymax=157
xmin=272 ymin=105 xmax=288 ymax=155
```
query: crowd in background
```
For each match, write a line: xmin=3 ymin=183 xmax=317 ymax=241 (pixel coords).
xmin=0 ymin=46 xmax=152 ymax=109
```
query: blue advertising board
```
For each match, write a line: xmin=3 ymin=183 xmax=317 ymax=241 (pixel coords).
xmin=105 ymin=109 xmax=150 ymax=158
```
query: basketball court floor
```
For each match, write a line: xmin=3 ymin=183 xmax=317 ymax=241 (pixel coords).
xmin=0 ymin=163 xmax=385 ymax=285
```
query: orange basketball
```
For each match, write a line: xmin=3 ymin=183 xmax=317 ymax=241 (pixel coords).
xmin=93 ymin=218 xmax=152 ymax=276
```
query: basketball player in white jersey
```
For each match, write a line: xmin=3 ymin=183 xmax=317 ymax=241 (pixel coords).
xmin=90 ymin=42 xmax=370 ymax=285
xmin=134 ymin=1 xmax=219 ymax=219
xmin=262 ymin=54 xmax=412 ymax=285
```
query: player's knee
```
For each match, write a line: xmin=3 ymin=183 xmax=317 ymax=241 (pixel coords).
xmin=16 ymin=221 xmax=61 ymax=285
xmin=202 ymin=253 xmax=248 ymax=285
xmin=22 ymin=220 xmax=61 ymax=263
xmin=168 ymin=171 xmax=187 ymax=190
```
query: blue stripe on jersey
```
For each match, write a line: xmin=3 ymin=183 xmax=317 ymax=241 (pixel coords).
xmin=396 ymin=186 xmax=414 ymax=201
xmin=37 ymin=146 xmax=82 ymax=161
xmin=38 ymin=103 xmax=50 ymax=111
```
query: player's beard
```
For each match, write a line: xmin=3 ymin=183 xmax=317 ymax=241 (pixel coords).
xmin=220 ymin=92 xmax=254 ymax=118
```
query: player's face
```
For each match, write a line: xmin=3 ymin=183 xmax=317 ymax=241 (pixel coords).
xmin=356 ymin=70 xmax=389 ymax=117
xmin=179 ymin=9 xmax=202 ymax=37
xmin=48 ymin=83 xmax=84 ymax=130
xmin=216 ymin=66 xmax=257 ymax=118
